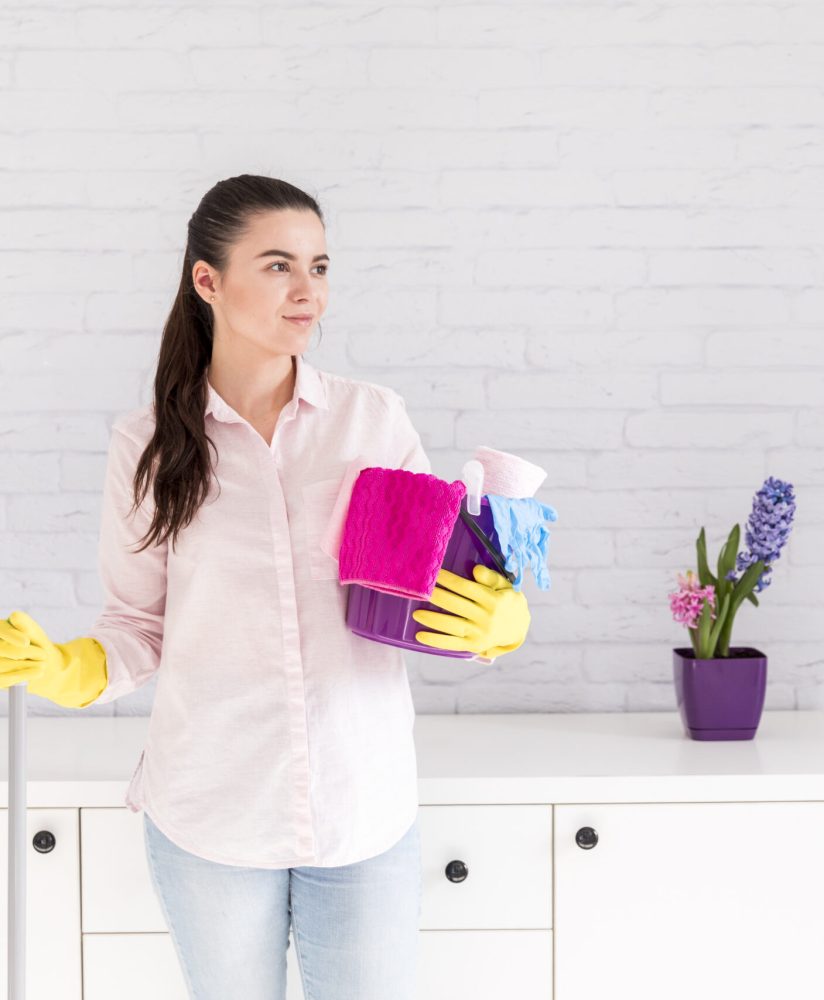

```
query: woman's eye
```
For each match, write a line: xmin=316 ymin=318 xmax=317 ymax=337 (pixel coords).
xmin=269 ymin=262 xmax=328 ymax=275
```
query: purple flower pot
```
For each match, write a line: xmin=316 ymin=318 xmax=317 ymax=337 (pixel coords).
xmin=673 ymin=646 xmax=767 ymax=741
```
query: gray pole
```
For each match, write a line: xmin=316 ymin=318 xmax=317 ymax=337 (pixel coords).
xmin=8 ymin=682 xmax=26 ymax=1000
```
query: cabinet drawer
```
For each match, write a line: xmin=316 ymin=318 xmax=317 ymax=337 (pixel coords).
xmin=83 ymin=934 xmax=188 ymax=1000
xmin=419 ymin=930 xmax=552 ymax=999
xmin=82 ymin=930 xmax=552 ymax=1000
xmin=0 ymin=807 xmax=82 ymax=1000
xmin=81 ymin=804 xmax=553 ymax=933
xmin=81 ymin=807 xmax=166 ymax=932
xmin=419 ymin=804 xmax=552 ymax=929
xmin=82 ymin=931 xmax=306 ymax=1000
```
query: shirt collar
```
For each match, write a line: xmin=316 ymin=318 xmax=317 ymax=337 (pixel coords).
xmin=204 ymin=353 xmax=328 ymax=422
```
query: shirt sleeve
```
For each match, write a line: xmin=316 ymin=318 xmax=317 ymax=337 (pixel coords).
xmin=86 ymin=423 xmax=168 ymax=705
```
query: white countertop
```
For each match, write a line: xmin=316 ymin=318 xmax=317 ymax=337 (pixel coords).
xmin=1 ymin=710 xmax=823 ymax=807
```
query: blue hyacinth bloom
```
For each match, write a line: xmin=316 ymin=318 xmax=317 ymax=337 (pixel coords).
xmin=730 ymin=476 xmax=796 ymax=593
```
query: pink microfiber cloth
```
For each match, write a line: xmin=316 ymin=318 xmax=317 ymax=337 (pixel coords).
xmin=338 ymin=467 xmax=467 ymax=600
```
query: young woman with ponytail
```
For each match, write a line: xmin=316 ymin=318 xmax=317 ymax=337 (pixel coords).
xmin=0 ymin=174 xmax=435 ymax=999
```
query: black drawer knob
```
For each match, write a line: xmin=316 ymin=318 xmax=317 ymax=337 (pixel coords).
xmin=575 ymin=826 xmax=598 ymax=850
xmin=32 ymin=830 xmax=56 ymax=854
xmin=445 ymin=859 xmax=469 ymax=882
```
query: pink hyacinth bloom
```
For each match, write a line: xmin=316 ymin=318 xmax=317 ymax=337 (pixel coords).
xmin=668 ymin=570 xmax=716 ymax=630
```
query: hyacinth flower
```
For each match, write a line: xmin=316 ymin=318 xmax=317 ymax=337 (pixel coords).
xmin=668 ymin=570 xmax=724 ymax=659
xmin=668 ymin=477 xmax=796 ymax=660
xmin=725 ymin=476 xmax=796 ymax=595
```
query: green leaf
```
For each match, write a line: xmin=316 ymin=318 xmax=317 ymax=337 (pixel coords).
xmin=729 ymin=559 xmax=766 ymax=616
xmin=716 ymin=559 xmax=765 ymax=656
xmin=688 ymin=625 xmax=699 ymax=656
xmin=716 ymin=524 xmax=740 ymax=596
xmin=706 ymin=592 xmax=730 ymax=657
xmin=696 ymin=527 xmax=717 ymax=589
xmin=696 ymin=600 xmax=712 ymax=658
xmin=728 ymin=579 xmax=759 ymax=607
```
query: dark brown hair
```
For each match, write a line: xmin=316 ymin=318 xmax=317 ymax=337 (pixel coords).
xmin=127 ymin=174 xmax=325 ymax=553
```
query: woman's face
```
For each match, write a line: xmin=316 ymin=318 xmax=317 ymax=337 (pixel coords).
xmin=194 ymin=208 xmax=329 ymax=357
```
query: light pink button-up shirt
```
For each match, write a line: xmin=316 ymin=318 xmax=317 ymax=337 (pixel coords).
xmin=87 ymin=354 xmax=435 ymax=868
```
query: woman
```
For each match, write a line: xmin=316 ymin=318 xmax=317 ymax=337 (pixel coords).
xmin=0 ymin=174 xmax=530 ymax=999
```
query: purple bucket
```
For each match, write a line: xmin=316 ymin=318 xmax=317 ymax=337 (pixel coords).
xmin=672 ymin=646 xmax=767 ymax=740
xmin=345 ymin=495 xmax=505 ymax=657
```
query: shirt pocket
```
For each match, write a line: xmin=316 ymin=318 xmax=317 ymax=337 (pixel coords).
xmin=301 ymin=477 xmax=344 ymax=580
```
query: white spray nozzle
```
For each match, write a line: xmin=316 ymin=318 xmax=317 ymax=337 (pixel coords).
xmin=461 ymin=459 xmax=485 ymax=516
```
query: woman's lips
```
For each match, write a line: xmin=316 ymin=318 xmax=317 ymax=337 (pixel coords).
xmin=285 ymin=316 xmax=313 ymax=326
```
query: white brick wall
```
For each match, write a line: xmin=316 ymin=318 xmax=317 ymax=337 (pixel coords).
xmin=1 ymin=1 xmax=822 ymax=718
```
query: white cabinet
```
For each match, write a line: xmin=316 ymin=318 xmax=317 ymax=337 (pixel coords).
xmin=554 ymin=801 xmax=824 ymax=999
xmin=77 ymin=804 xmax=553 ymax=1000
xmin=2 ymin=711 xmax=824 ymax=999
xmin=0 ymin=808 xmax=82 ymax=1000
xmin=416 ymin=804 xmax=553 ymax=1000
xmin=80 ymin=807 xmax=188 ymax=999
xmin=78 ymin=808 xmax=304 ymax=1000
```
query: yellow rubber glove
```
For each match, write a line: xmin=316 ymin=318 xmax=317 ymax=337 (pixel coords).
xmin=0 ymin=611 xmax=108 ymax=709
xmin=412 ymin=564 xmax=531 ymax=659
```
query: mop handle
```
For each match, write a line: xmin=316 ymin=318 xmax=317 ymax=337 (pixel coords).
xmin=8 ymin=682 xmax=26 ymax=1000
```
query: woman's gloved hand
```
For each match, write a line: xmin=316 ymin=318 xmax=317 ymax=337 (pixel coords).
xmin=0 ymin=611 xmax=108 ymax=708
xmin=412 ymin=564 xmax=531 ymax=659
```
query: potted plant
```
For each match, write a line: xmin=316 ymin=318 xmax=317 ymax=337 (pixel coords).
xmin=668 ymin=477 xmax=796 ymax=741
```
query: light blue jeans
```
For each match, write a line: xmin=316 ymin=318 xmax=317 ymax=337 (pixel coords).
xmin=143 ymin=809 xmax=422 ymax=1000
